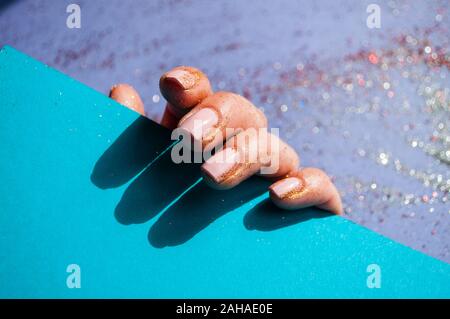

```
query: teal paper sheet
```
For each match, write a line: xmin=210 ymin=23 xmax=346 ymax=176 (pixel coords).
xmin=0 ymin=46 xmax=449 ymax=298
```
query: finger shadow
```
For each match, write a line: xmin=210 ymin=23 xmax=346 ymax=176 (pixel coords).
xmin=244 ymin=199 xmax=332 ymax=231
xmin=114 ymin=150 xmax=202 ymax=225
xmin=91 ymin=115 xmax=201 ymax=225
xmin=93 ymin=115 xmax=319 ymax=247
xmin=91 ymin=116 xmax=172 ymax=189
xmin=91 ymin=115 xmax=269 ymax=231
xmin=148 ymin=177 xmax=270 ymax=248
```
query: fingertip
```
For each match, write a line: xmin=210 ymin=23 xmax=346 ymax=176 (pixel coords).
xmin=268 ymin=177 xmax=306 ymax=210
xmin=159 ymin=66 xmax=212 ymax=110
xmin=320 ymin=185 xmax=344 ymax=216
xmin=268 ymin=169 xmax=343 ymax=215
xmin=201 ymin=147 xmax=242 ymax=190
xmin=317 ymin=197 xmax=344 ymax=216
xmin=161 ymin=67 xmax=198 ymax=91
xmin=109 ymin=83 xmax=145 ymax=116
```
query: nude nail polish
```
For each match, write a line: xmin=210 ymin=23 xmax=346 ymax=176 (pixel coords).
xmin=164 ymin=68 xmax=197 ymax=90
xmin=269 ymin=177 xmax=304 ymax=198
xmin=202 ymin=148 xmax=240 ymax=183
xmin=178 ymin=108 xmax=218 ymax=142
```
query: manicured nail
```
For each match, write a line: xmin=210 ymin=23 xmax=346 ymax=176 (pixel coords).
xmin=269 ymin=177 xmax=304 ymax=199
xmin=163 ymin=68 xmax=197 ymax=90
xmin=179 ymin=108 xmax=218 ymax=142
xmin=202 ymin=148 xmax=240 ymax=183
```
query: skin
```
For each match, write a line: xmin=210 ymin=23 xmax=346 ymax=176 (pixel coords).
xmin=109 ymin=84 xmax=145 ymax=116
xmin=109 ymin=66 xmax=343 ymax=215
xmin=178 ymin=92 xmax=268 ymax=151
xmin=202 ymin=129 xmax=300 ymax=189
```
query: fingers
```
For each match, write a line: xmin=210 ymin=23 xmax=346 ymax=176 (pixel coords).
xmin=201 ymin=129 xmax=343 ymax=215
xmin=111 ymin=68 xmax=343 ymax=215
xmin=159 ymin=66 xmax=213 ymax=118
xmin=201 ymin=129 xmax=299 ymax=189
xmin=177 ymin=92 xmax=268 ymax=151
xmin=111 ymin=66 xmax=213 ymax=129
xmin=109 ymin=84 xmax=145 ymax=116
xmin=269 ymin=168 xmax=343 ymax=215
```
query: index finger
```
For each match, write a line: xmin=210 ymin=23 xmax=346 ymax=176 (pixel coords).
xmin=160 ymin=66 xmax=213 ymax=118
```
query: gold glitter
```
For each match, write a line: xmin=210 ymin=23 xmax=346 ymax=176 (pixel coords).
xmin=218 ymin=162 xmax=254 ymax=184
xmin=280 ymin=177 xmax=307 ymax=200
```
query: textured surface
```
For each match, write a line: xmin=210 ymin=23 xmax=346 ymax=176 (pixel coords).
xmin=1 ymin=46 xmax=450 ymax=298
xmin=0 ymin=1 xmax=449 ymax=262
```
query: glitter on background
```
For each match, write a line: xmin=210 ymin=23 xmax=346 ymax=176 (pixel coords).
xmin=0 ymin=0 xmax=449 ymax=262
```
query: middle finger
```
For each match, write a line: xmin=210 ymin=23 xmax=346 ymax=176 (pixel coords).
xmin=177 ymin=91 xmax=268 ymax=151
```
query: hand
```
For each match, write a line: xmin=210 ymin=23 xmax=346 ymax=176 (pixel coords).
xmin=109 ymin=66 xmax=343 ymax=215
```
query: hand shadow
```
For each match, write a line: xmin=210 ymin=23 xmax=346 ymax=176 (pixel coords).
xmin=91 ymin=115 xmax=270 ymax=242
xmin=91 ymin=116 xmax=172 ymax=190
xmin=91 ymin=115 xmax=329 ymax=248
xmin=148 ymin=176 xmax=270 ymax=248
xmin=244 ymin=199 xmax=332 ymax=231
xmin=91 ymin=116 xmax=205 ymax=225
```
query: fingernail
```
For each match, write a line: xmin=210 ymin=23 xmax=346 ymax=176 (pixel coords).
xmin=202 ymin=148 xmax=240 ymax=183
xmin=269 ymin=177 xmax=304 ymax=199
xmin=179 ymin=108 xmax=218 ymax=142
xmin=164 ymin=68 xmax=197 ymax=90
